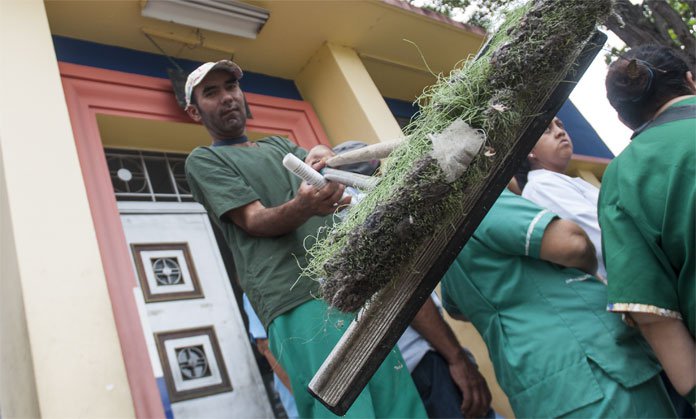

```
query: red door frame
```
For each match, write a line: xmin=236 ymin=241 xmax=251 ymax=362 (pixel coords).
xmin=59 ymin=62 xmax=330 ymax=418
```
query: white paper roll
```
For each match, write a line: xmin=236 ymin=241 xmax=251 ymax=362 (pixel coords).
xmin=282 ymin=153 xmax=327 ymax=189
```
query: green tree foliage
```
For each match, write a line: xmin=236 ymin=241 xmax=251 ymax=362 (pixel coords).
xmin=410 ymin=0 xmax=695 ymax=70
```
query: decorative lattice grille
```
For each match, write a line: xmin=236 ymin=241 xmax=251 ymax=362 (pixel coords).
xmin=151 ymin=257 xmax=183 ymax=285
xmin=105 ymin=148 xmax=193 ymax=202
xmin=176 ymin=345 xmax=211 ymax=380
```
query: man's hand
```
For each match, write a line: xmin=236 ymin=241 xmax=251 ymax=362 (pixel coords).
xmin=226 ymin=144 xmax=350 ymax=235
xmin=301 ymin=145 xmax=351 ymax=213
xmin=411 ymin=298 xmax=492 ymax=418
xmin=449 ymin=351 xmax=492 ymax=418
xmin=305 ymin=145 xmax=334 ymax=171
xmin=296 ymin=180 xmax=350 ymax=216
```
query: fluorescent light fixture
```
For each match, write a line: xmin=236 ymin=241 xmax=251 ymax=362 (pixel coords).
xmin=141 ymin=0 xmax=270 ymax=39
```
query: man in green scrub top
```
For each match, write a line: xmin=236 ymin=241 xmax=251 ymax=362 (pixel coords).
xmin=184 ymin=60 xmax=427 ymax=418
xmin=441 ymin=190 xmax=676 ymax=418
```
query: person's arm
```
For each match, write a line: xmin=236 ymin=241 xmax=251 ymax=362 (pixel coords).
xmin=507 ymin=177 xmax=522 ymax=195
xmin=448 ymin=312 xmax=469 ymax=322
xmin=539 ymin=218 xmax=598 ymax=275
xmin=226 ymin=180 xmax=349 ymax=237
xmin=630 ymin=312 xmax=696 ymax=398
xmin=411 ymin=298 xmax=492 ymax=418
xmin=226 ymin=144 xmax=350 ymax=237
xmin=440 ymin=284 xmax=469 ymax=322
xmin=524 ymin=174 xmax=605 ymax=276
xmin=256 ymin=338 xmax=293 ymax=393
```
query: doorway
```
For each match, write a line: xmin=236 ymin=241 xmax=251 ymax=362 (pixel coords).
xmin=61 ymin=62 xmax=331 ymax=417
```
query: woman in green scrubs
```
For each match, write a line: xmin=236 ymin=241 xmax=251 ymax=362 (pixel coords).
xmin=441 ymin=191 xmax=675 ymax=417
xmin=601 ymin=45 xmax=696 ymax=403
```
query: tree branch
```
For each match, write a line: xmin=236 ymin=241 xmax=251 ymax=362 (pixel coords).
xmin=647 ymin=2 xmax=681 ymax=45
xmin=647 ymin=0 xmax=696 ymax=71
xmin=605 ymin=0 xmax=665 ymax=46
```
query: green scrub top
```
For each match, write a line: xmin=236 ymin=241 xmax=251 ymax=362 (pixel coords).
xmin=185 ymin=136 xmax=329 ymax=329
xmin=441 ymin=191 xmax=661 ymax=417
xmin=599 ymin=97 xmax=695 ymax=337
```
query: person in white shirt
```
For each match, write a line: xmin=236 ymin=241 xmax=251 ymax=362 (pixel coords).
xmin=399 ymin=294 xmax=502 ymax=419
xmin=514 ymin=117 xmax=606 ymax=280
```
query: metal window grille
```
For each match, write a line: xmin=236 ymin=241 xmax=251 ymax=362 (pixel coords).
xmin=105 ymin=148 xmax=194 ymax=202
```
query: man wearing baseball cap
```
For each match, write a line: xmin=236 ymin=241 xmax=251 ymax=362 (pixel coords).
xmin=184 ymin=61 xmax=427 ymax=418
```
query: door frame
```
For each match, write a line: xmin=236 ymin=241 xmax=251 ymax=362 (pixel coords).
xmin=59 ymin=62 xmax=330 ymax=418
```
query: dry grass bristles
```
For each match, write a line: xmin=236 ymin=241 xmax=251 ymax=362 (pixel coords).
xmin=305 ymin=0 xmax=612 ymax=312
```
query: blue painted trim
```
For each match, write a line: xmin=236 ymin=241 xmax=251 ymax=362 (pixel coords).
xmin=384 ymin=97 xmax=419 ymax=119
xmin=51 ymin=35 xmax=302 ymax=100
xmin=50 ymin=37 xmax=611 ymax=158
xmin=156 ymin=377 xmax=174 ymax=419
xmin=558 ymin=100 xmax=614 ymax=159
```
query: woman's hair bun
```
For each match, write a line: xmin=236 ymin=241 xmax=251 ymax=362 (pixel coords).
xmin=605 ymin=45 xmax=691 ymax=129
xmin=606 ymin=58 xmax=655 ymax=104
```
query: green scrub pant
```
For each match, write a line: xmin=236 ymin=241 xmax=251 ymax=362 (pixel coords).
xmin=562 ymin=360 xmax=677 ymax=418
xmin=268 ymin=299 xmax=428 ymax=418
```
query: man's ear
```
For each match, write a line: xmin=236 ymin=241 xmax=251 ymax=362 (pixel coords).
xmin=242 ymin=92 xmax=253 ymax=119
xmin=186 ymin=104 xmax=202 ymax=122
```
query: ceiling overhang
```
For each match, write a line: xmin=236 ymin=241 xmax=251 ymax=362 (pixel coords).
xmin=44 ymin=0 xmax=486 ymax=102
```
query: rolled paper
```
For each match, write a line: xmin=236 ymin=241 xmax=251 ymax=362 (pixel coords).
xmin=282 ymin=153 xmax=327 ymax=189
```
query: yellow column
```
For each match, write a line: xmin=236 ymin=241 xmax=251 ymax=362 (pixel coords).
xmin=0 ymin=0 xmax=134 ymax=417
xmin=577 ymin=169 xmax=601 ymax=187
xmin=296 ymin=43 xmax=404 ymax=146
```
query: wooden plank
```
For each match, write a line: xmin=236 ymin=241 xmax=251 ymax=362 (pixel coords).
xmin=308 ymin=30 xmax=608 ymax=416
